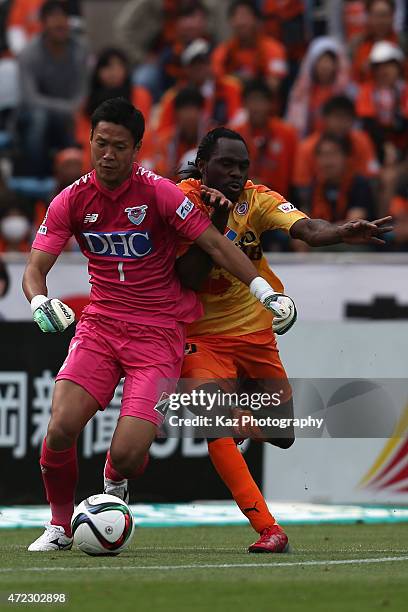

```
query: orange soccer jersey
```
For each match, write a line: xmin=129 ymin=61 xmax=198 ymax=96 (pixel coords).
xmin=177 ymin=178 xmax=307 ymax=337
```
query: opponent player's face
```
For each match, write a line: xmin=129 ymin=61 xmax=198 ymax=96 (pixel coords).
xmin=91 ymin=121 xmax=137 ymax=190
xmin=201 ymin=138 xmax=250 ymax=202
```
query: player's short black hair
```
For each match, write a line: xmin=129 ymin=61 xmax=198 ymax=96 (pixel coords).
xmin=243 ymin=78 xmax=273 ymax=101
xmin=315 ymin=133 xmax=352 ymax=157
xmin=182 ymin=127 xmax=248 ymax=179
xmin=40 ymin=0 xmax=69 ymax=21
xmin=91 ymin=98 xmax=145 ymax=146
xmin=322 ymin=95 xmax=356 ymax=118
xmin=228 ymin=0 xmax=262 ymax=19
xmin=174 ymin=87 xmax=205 ymax=110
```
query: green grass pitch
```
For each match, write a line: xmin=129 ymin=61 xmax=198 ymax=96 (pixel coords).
xmin=1 ymin=524 xmax=407 ymax=612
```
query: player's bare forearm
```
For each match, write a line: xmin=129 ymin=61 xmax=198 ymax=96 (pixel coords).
xmin=290 ymin=216 xmax=393 ymax=246
xmin=195 ymin=225 xmax=258 ymax=287
xmin=22 ymin=249 xmax=58 ymax=301
xmin=290 ymin=218 xmax=342 ymax=246
xmin=176 ymin=207 xmax=230 ymax=291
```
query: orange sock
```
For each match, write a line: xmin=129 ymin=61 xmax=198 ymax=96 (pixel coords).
xmin=208 ymin=437 xmax=275 ymax=533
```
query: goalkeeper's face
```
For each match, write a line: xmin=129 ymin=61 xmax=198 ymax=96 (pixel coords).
xmin=91 ymin=121 xmax=138 ymax=190
xmin=200 ymin=138 xmax=249 ymax=202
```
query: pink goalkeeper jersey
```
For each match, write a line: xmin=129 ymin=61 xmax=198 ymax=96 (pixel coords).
xmin=32 ymin=164 xmax=211 ymax=328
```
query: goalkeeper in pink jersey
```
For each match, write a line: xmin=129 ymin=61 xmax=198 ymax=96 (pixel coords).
xmin=22 ymin=98 xmax=296 ymax=552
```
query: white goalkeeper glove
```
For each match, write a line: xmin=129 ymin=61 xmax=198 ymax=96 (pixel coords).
xmin=249 ymin=277 xmax=297 ymax=336
xmin=30 ymin=295 xmax=75 ymax=333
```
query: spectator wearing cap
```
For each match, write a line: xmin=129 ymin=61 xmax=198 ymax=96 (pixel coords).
xmin=156 ymin=39 xmax=242 ymax=135
xmin=293 ymin=95 xmax=379 ymax=211
xmin=17 ymin=0 xmax=88 ymax=177
xmin=212 ymin=0 xmax=288 ymax=94
xmin=302 ymin=134 xmax=375 ymax=227
xmin=286 ymin=37 xmax=353 ymax=138
xmin=114 ymin=0 xmax=229 ymax=101
xmin=142 ymin=87 xmax=210 ymax=181
xmin=230 ymin=79 xmax=297 ymax=198
xmin=356 ymin=40 xmax=408 ymax=160
xmin=157 ymin=2 xmax=212 ymax=98
xmin=352 ymin=0 xmax=401 ymax=82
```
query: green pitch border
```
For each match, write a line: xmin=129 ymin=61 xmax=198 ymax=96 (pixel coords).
xmin=1 ymin=502 xmax=408 ymax=529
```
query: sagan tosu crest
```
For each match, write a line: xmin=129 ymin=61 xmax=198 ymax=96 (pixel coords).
xmin=125 ymin=205 xmax=148 ymax=225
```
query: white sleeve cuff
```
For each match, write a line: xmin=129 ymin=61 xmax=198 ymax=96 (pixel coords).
xmin=30 ymin=295 xmax=48 ymax=314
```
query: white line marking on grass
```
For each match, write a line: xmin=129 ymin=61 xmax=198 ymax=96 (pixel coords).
xmin=1 ymin=556 xmax=408 ymax=573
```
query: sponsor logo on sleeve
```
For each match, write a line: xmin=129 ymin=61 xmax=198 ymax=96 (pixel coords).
xmin=176 ymin=197 xmax=195 ymax=220
xmin=37 ymin=225 xmax=47 ymax=235
xmin=278 ymin=202 xmax=297 ymax=214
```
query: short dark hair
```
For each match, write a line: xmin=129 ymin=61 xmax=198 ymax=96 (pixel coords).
xmin=243 ymin=78 xmax=273 ymax=101
xmin=322 ymin=95 xmax=356 ymax=118
xmin=228 ymin=0 xmax=262 ymax=19
xmin=315 ymin=133 xmax=352 ymax=157
xmin=182 ymin=127 xmax=248 ymax=179
xmin=176 ymin=0 xmax=207 ymax=18
xmin=91 ymin=98 xmax=145 ymax=145
xmin=174 ymin=87 xmax=205 ymax=110
xmin=40 ymin=0 xmax=69 ymax=21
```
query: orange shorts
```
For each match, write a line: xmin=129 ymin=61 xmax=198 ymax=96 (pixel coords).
xmin=181 ymin=328 xmax=291 ymax=400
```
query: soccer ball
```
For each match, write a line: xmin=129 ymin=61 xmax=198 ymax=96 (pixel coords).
xmin=71 ymin=494 xmax=135 ymax=556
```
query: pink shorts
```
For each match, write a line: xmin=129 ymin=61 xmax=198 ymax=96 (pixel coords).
xmin=56 ymin=313 xmax=186 ymax=426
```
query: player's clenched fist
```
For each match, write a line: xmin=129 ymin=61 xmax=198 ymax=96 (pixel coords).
xmin=30 ymin=295 xmax=75 ymax=333
xmin=249 ymin=277 xmax=297 ymax=335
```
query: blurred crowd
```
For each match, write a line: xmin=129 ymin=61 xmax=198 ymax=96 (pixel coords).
xmin=0 ymin=0 xmax=408 ymax=257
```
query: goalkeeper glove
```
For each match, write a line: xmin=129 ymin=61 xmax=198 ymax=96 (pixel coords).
xmin=249 ymin=277 xmax=297 ymax=335
xmin=31 ymin=295 xmax=75 ymax=333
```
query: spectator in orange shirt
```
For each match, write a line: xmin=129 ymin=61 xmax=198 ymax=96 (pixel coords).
xmin=352 ymin=0 xmax=400 ymax=82
xmin=294 ymin=95 xmax=379 ymax=207
xmin=146 ymin=87 xmax=210 ymax=181
xmin=75 ymin=47 xmax=152 ymax=172
xmin=156 ymin=39 xmax=242 ymax=135
xmin=260 ymin=0 xmax=306 ymax=67
xmin=231 ymin=79 xmax=297 ymax=198
xmin=356 ymin=40 xmax=408 ymax=161
xmin=303 ymin=134 xmax=375 ymax=225
xmin=158 ymin=1 xmax=211 ymax=97
xmin=212 ymin=0 xmax=287 ymax=93
xmin=286 ymin=37 xmax=353 ymax=137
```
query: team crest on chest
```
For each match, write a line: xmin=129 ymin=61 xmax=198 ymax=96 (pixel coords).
xmin=235 ymin=201 xmax=249 ymax=215
xmin=125 ymin=205 xmax=148 ymax=225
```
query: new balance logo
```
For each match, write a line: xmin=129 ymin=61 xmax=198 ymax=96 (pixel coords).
xmin=84 ymin=213 xmax=99 ymax=223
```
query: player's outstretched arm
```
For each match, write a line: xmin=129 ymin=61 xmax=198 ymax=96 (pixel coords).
xmin=22 ymin=249 xmax=75 ymax=333
xmin=290 ymin=216 xmax=393 ymax=247
xmin=194 ymin=224 xmax=296 ymax=321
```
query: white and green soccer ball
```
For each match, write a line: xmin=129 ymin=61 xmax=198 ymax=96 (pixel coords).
xmin=71 ymin=494 xmax=135 ymax=556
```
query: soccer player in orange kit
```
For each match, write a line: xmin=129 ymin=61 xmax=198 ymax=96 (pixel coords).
xmin=175 ymin=127 xmax=392 ymax=553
